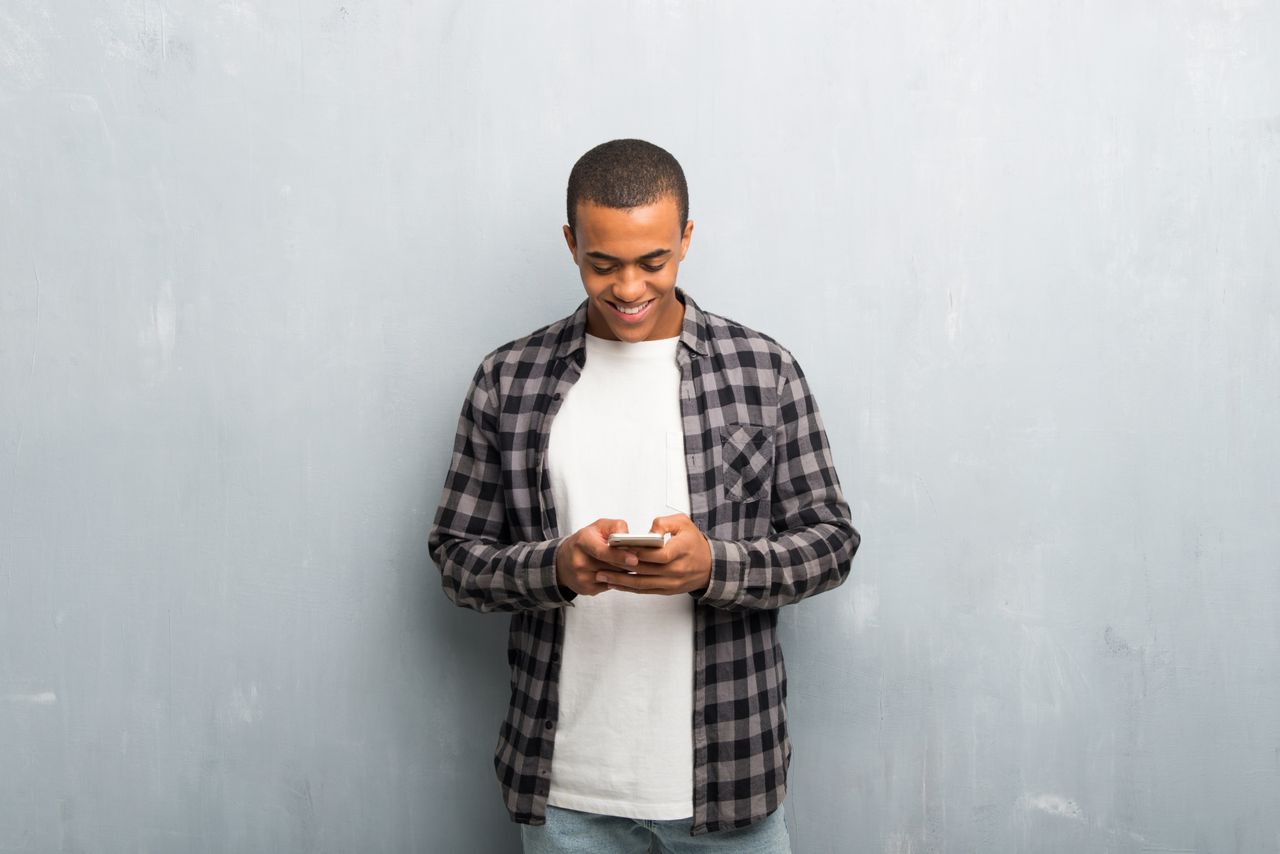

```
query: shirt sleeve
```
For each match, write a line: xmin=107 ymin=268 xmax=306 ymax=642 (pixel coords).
xmin=695 ymin=350 xmax=860 ymax=611
xmin=428 ymin=361 xmax=576 ymax=613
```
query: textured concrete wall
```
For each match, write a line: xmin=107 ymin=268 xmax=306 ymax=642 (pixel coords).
xmin=2 ymin=2 xmax=1278 ymax=852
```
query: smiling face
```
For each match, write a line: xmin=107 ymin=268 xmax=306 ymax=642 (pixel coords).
xmin=563 ymin=195 xmax=694 ymax=342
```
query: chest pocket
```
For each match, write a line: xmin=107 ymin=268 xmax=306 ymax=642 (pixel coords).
xmin=719 ymin=422 xmax=774 ymax=504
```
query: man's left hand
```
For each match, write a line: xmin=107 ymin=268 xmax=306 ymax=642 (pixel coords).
xmin=596 ymin=513 xmax=712 ymax=596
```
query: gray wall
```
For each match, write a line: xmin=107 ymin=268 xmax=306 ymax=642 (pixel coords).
xmin=2 ymin=2 xmax=1278 ymax=852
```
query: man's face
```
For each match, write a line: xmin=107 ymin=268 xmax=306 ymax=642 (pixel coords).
xmin=563 ymin=195 xmax=694 ymax=342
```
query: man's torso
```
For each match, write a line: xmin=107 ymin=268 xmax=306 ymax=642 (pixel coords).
xmin=544 ymin=331 xmax=695 ymax=819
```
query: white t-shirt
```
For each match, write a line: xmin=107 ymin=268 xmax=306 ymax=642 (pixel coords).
xmin=545 ymin=331 xmax=694 ymax=820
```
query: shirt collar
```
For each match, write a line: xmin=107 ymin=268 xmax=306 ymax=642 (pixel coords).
xmin=552 ymin=285 xmax=709 ymax=362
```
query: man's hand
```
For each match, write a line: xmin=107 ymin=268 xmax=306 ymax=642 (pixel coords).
xmin=595 ymin=513 xmax=713 ymax=596
xmin=555 ymin=518 xmax=640 ymax=597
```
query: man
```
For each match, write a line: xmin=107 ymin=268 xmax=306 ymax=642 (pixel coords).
xmin=428 ymin=139 xmax=860 ymax=853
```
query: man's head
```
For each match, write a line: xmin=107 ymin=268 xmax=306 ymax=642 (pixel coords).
xmin=563 ymin=139 xmax=694 ymax=342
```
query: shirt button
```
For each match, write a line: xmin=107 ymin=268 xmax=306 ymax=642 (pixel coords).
xmin=552 ymin=392 xmax=561 ymax=400
xmin=550 ymin=652 xmax=560 ymax=662
xmin=544 ymin=720 xmax=554 ymax=730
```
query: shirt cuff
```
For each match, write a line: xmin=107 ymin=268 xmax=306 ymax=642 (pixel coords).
xmin=528 ymin=536 xmax=575 ymax=606
xmin=693 ymin=536 xmax=748 ymax=609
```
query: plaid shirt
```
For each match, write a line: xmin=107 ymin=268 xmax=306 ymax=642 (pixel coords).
xmin=428 ymin=286 xmax=860 ymax=835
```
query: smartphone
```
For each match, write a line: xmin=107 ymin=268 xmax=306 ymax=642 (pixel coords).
xmin=607 ymin=532 xmax=671 ymax=548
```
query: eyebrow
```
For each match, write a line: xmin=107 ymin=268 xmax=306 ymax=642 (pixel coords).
xmin=584 ymin=248 xmax=672 ymax=262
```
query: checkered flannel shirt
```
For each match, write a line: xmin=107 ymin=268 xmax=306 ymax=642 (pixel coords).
xmin=428 ymin=286 xmax=860 ymax=835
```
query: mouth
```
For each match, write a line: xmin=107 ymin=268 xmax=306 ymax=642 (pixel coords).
xmin=606 ymin=297 xmax=656 ymax=323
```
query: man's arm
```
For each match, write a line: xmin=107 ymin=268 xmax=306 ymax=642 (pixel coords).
xmin=428 ymin=361 xmax=574 ymax=613
xmin=695 ymin=351 xmax=860 ymax=612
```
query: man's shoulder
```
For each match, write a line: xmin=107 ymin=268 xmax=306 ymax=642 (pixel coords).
xmin=697 ymin=303 xmax=802 ymax=381
xmin=699 ymin=303 xmax=787 ymax=351
xmin=473 ymin=307 xmax=576 ymax=378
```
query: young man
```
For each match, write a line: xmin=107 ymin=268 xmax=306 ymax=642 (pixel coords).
xmin=428 ymin=139 xmax=860 ymax=853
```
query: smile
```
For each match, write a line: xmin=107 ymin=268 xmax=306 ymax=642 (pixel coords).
xmin=608 ymin=299 xmax=655 ymax=321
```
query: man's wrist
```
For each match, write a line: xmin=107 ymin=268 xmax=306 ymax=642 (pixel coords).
xmin=551 ymin=538 xmax=577 ymax=603
xmin=686 ymin=533 xmax=713 ymax=597
xmin=526 ymin=536 xmax=574 ymax=605
xmin=690 ymin=536 xmax=748 ymax=608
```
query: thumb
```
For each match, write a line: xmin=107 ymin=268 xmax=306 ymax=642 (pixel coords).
xmin=649 ymin=513 xmax=687 ymax=534
xmin=600 ymin=518 xmax=629 ymax=534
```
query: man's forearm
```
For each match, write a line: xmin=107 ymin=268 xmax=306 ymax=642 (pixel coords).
xmin=431 ymin=531 xmax=574 ymax=613
xmin=696 ymin=513 xmax=860 ymax=612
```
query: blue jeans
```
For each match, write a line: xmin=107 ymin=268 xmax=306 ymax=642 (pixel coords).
xmin=520 ymin=803 xmax=792 ymax=853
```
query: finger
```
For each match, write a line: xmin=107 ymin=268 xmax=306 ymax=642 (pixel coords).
xmin=581 ymin=537 xmax=639 ymax=570
xmin=594 ymin=518 xmax=630 ymax=537
xmin=590 ymin=559 xmax=663 ymax=579
xmin=649 ymin=513 xmax=690 ymax=535
xmin=588 ymin=521 xmax=644 ymax=569
xmin=632 ymin=545 xmax=674 ymax=564
xmin=577 ymin=567 xmax=615 ymax=593
xmin=595 ymin=569 xmax=672 ymax=592
xmin=606 ymin=557 xmax=665 ymax=574
xmin=604 ymin=579 xmax=675 ymax=594
xmin=584 ymin=520 xmax=628 ymax=551
xmin=574 ymin=553 xmax=631 ymax=576
xmin=602 ymin=547 xmax=642 ymax=570
xmin=589 ymin=554 xmax=641 ymax=575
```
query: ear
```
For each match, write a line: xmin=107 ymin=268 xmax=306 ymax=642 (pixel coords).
xmin=562 ymin=224 xmax=578 ymax=261
xmin=679 ymin=218 xmax=694 ymax=261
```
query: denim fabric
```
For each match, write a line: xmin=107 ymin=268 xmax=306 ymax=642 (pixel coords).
xmin=521 ymin=802 xmax=792 ymax=854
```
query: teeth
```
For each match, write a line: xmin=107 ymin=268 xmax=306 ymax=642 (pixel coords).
xmin=615 ymin=300 xmax=651 ymax=315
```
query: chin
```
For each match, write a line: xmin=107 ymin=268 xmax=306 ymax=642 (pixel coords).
xmin=607 ymin=320 xmax=649 ymax=338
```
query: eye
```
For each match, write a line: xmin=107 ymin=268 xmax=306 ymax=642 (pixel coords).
xmin=641 ymin=263 xmax=667 ymax=272
xmin=591 ymin=265 xmax=614 ymax=275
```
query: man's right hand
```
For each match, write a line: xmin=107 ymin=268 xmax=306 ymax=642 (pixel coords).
xmin=555 ymin=518 xmax=639 ymax=597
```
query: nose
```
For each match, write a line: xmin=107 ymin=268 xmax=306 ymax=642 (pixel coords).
xmin=612 ymin=266 xmax=647 ymax=302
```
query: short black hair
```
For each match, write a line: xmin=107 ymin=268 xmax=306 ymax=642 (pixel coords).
xmin=566 ymin=139 xmax=689 ymax=240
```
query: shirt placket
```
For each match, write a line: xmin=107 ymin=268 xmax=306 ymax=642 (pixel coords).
xmin=529 ymin=351 xmax=584 ymax=807
xmin=677 ymin=343 xmax=712 ymax=834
